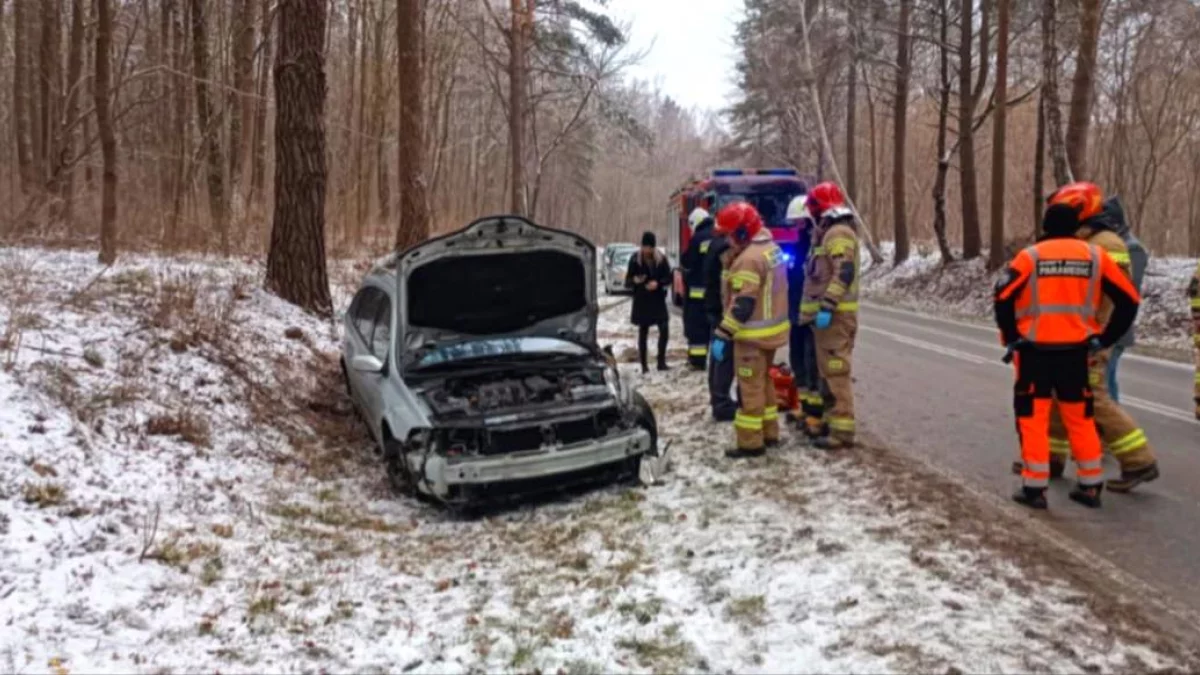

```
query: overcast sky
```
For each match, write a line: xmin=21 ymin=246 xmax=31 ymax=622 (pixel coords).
xmin=604 ymin=0 xmax=745 ymax=114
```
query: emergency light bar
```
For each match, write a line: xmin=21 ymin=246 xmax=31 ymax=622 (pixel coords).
xmin=710 ymin=168 xmax=800 ymax=177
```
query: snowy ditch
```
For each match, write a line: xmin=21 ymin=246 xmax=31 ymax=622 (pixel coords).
xmin=0 ymin=246 xmax=1194 ymax=673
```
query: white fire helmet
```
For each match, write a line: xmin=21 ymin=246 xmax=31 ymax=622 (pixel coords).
xmin=688 ymin=207 xmax=711 ymax=232
xmin=786 ymin=195 xmax=810 ymax=224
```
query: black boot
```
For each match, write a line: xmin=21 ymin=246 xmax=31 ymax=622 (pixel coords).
xmin=1012 ymin=486 xmax=1048 ymax=510
xmin=657 ymin=358 xmax=669 ymax=372
xmin=726 ymin=447 xmax=766 ymax=459
xmin=1068 ymin=483 xmax=1103 ymax=508
xmin=1107 ymin=462 xmax=1160 ymax=494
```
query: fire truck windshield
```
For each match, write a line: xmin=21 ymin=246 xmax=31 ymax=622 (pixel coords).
xmin=713 ymin=191 xmax=803 ymax=228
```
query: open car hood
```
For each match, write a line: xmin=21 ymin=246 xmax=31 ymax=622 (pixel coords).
xmin=397 ymin=215 xmax=598 ymax=369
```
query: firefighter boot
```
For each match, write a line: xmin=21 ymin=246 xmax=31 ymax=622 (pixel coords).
xmin=725 ymin=447 xmax=766 ymax=459
xmin=1107 ymin=461 xmax=1161 ymax=493
xmin=1012 ymin=486 xmax=1048 ymax=510
xmin=1069 ymin=483 xmax=1104 ymax=509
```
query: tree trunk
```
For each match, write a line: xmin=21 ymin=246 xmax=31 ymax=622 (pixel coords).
xmin=931 ymin=0 xmax=954 ymax=263
xmin=352 ymin=6 xmax=369 ymax=244
xmin=371 ymin=0 xmax=390 ymax=227
xmin=61 ymin=0 xmax=86 ymax=229
xmin=249 ymin=0 xmax=273 ymax=207
xmin=988 ymin=0 xmax=1009 ymax=270
xmin=959 ymin=0 xmax=982 ymax=260
xmin=166 ymin=0 xmax=188 ymax=246
xmin=508 ymin=0 xmax=530 ymax=216
xmin=265 ymin=0 xmax=332 ymax=316
xmin=95 ymin=0 xmax=117 ymax=264
xmin=1065 ymin=0 xmax=1101 ymax=180
xmin=863 ymin=63 xmax=880 ymax=243
xmin=190 ymin=0 xmax=230 ymax=254
xmin=893 ymin=0 xmax=912 ymax=264
xmin=845 ymin=36 xmax=858 ymax=204
xmin=395 ymin=0 xmax=430 ymax=251
xmin=13 ymin=0 xmax=33 ymax=193
xmin=229 ymin=0 xmax=255 ymax=195
xmin=1033 ymin=93 xmax=1046 ymax=230
xmin=1042 ymin=0 xmax=1071 ymax=186
xmin=41 ymin=0 xmax=64 ymax=199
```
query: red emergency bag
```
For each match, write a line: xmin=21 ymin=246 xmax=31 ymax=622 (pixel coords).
xmin=769 ymin=363 xmax=798 ymax=412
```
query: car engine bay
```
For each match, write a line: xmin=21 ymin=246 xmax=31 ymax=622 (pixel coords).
xmin=421 ymin=365 xmax=613 ymax=418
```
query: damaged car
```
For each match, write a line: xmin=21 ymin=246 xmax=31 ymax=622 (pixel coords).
xmin=341 ymin=215 xmax=660 ymax=506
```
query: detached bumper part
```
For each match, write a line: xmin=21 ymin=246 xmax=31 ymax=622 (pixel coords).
xmin=421 ymin=428 xmax=652 ymax=497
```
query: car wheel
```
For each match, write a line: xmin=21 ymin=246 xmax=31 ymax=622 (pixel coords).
xmin=383 ymin=434 xmax=415 ymax=496
xmin=632 ymin=391 xmax=658 ymax=455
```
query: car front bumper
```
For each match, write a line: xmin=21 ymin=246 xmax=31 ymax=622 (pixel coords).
xmin=421 ymin=427 xmax=652 ymax=497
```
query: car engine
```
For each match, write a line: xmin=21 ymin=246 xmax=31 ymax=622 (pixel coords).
xmin=422 ymin=367 xmax=611 ymax=417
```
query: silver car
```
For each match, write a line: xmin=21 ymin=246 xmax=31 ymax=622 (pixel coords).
xmin=341 ymin=216 xmax=659 ymax=506
xmin=601 ymin=244 xmax=637 ymax=294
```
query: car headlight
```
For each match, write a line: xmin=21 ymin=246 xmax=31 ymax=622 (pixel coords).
xmin=604 ymin=365 xmax=631 ymax=405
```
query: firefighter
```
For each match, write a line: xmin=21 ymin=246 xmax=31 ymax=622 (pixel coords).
xmin=785 ymin=195 xmax=824 ymax=437
xmin=710 ymin=202 xmax=790 ymax=457
xmin=1042 ymin=184 xmax=1159 ymax=492
xmin=798 ymin=183 xmax=860 ymax=449
xmin=1191 ymin=260 xmax=1200 ymax=419
xmin=680 ymin=208 xmax=716 ymax=369
xmin=704 ymin=225 xmax=738 ymax=421
xmin=995 ymin=197 xmax=1141 ymax=510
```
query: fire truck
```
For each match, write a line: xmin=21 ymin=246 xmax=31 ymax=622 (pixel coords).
xmin=665 ymin=168 xmax=812 ymax=303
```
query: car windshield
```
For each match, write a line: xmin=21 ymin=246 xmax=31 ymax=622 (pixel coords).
xmin=614 ymin=250 xmax=635 ymax=267
xmin=411 ymin=336 xmax=590 ymax=369
xmin=715 ymin=191 xmax=804 ymax=229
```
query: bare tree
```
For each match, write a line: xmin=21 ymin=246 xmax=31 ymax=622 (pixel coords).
xmin=1042 ymin=0 xmax=1071 ymax=186
xmin=959 ymin=0 xmax=991 ymax=260
xmin=13 ymin=0 xmax=33 ymax=194
xmin=508 ymin=0 xmax=532 ymax=216
xmin=395 ymin=0 xmax=430 ymax=251
xmin=893 ymin=0 xmax=913 ymax=264
xmin=95 ymin=0 xmax=117 ymax=264
xmin=931 ymin=0 xmax=956 ymax=263
xmin=988 ymin=0 xmax=1010 ymax=269
xmin=265 ymin=0 xmax=333 ymax=316
xmin=190 ymin=0 xmax=230 ymax=254
xmin=60 ymin=0 xmax=86 ymax=227
xmin=1066 ymin=0 xmax=1102 ymax=180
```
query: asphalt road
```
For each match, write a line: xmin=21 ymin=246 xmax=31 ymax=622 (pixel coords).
xmin=853 ymin=302 xmax=1200 ymax=611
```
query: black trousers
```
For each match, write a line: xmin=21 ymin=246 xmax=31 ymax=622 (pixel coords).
xmin=708 ymin=320 xmax=738 ymax=420
xmin=637 ymin=321 xmax=669 ymax=369
xmin=682 ymin=297 xmax=712 ymax=368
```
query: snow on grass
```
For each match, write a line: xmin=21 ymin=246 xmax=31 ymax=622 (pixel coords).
xmin=0 ymin=246 xmax=1192 ymax=674
xmin=860 ymin=242 xmax=1198 ymax=356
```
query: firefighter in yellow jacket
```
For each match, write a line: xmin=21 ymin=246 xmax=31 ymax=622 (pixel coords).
xmin=798 ymin=182 xmax=860 ymax=449
xmin=710 ymin=201 xmax=790 ymax=458
xmin=1191 ymin=259 xmax=1200 ymax=419
xmin=1042 ymin=183 xmax=1159 ymax=492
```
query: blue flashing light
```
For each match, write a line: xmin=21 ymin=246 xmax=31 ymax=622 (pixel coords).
xmin=759 ymin=168 xmax=798 ymax=176
xmin=712 ymin=169 xmax=744 ymax=177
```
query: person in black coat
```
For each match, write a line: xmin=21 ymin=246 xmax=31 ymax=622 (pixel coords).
xmin=627 ymin=231 xmax=673 ymax=373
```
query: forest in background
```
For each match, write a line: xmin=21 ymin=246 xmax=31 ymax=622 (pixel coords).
xmin=1 ymin=0 xmax=1198 ymax=276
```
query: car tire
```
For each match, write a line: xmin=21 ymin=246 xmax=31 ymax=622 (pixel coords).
xmin=383 ymin=433 xmax=415 ymax=496
xmin=632 ymin=391 xmax=658 ymax=455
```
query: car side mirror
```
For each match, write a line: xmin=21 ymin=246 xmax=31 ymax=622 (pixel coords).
xmin=350 ymin=354 xmax=385 ymax=374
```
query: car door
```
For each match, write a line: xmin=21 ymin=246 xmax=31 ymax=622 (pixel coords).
xmin=357 ymin=296 xmax=393 ymax=440
xmin=345 ymin=287 xmax=385 ymax=411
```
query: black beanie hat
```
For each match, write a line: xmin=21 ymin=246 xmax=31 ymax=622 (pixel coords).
xmin=641 ymin=231 xmax=656 ymax=247
xmin=1041 ymin=203 xmax=1080 ymax=237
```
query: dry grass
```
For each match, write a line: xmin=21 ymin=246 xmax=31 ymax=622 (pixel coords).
xmin=146 ymin=411 xmax=212 ymax=447
xmin=21 ymin=481 xmax=67 ymax=508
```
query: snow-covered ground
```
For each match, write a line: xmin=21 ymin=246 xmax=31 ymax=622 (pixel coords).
xmin=860 ymin=242 xmax=1198 ymax=357
xmin=1 ymin=247 xmax=1194 ymax=673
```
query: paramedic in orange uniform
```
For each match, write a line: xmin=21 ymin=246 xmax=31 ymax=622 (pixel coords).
xmin=994 ymin=198 xmax=1141 ymax=510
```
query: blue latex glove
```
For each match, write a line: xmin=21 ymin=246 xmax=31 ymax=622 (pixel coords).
xmin=710 ymin=337 xmax=729 ymax=362
xmin=814 ymin=309 xmax=833 ymax=330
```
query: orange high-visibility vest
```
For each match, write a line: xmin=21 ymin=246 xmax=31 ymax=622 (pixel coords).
xmin=998 ymin=238 xmax=1137 ymax=345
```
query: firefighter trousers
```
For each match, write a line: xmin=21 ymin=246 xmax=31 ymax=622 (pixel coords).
xmin=733 ymin=343 xmax=779 ymax=450
xmin=1048 ymin=348 xmax=1156 ymax=472
xmin=814 ymin=312 xmax=857 ymax=442
xmin=790 ymin=323 xmax=826 ymax=431
xmin=683 ymin=296 xmax=711 ymax=368
xmin=1014 ymin=347 xmax=1104 ymax=488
